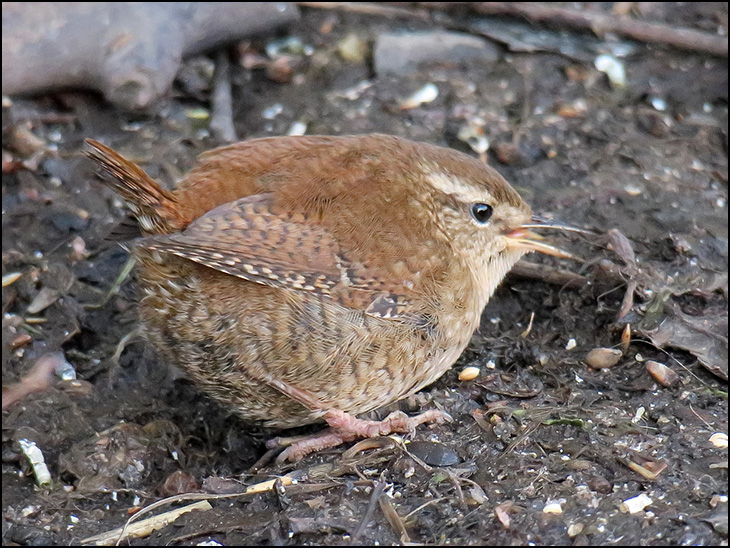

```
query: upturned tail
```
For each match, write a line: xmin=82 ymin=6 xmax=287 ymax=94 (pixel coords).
xmin=86 ymin=139 xmax=186 ymax=235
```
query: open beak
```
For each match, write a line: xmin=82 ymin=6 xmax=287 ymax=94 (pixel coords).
xmin=503 ymin=215 xmax=587 ymax=261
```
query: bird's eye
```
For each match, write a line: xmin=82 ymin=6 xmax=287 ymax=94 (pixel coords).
xmin=471 ymin=203 xmax=494 ymax=224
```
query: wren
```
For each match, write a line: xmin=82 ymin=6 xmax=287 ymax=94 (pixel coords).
xmin=87 ymin=134 xmax=569 ymax=461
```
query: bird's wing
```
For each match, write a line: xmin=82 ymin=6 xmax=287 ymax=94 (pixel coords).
xmin=141 ymin=193 xmax=413 ymax=318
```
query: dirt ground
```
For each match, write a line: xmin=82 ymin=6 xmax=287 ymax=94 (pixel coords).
xmin=2 ymin=4 xmax=728 ymax=546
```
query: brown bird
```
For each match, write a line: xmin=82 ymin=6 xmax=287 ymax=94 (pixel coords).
xmin=87 ymin=135 xmax=571 ymax=462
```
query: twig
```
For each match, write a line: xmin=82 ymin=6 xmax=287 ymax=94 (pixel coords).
xmin=210 ymin=50 xmax=237 ymax=143
xmin=378 ymin=491 xmax=411 ymax=543
xmin=79 ymin=500 xmax=213 ymax=546
xmin=2 ymin=352 xmax=68 ymax=409
xmin=111 ymin=327 xmax=142 ymax=364
xmin=418 ymin=2 xmax=728 ymax=56
xmin=298 ymin=2 xmax=429 ymax=20
xmin=617 ymin=279 xmax=637 ymax=321
xmin=352 ymin=477 xmax=387 ymax=542
xmin=508 ymin=260 xmax=587 ymax=289
xmin=83 ymin=255 xmax=136 ymax=310
xmin=89 ymin=476 xmax=293 ymax=546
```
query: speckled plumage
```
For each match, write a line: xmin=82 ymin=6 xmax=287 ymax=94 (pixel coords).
xmin=87 ymin=135 xmax=533 ymax=434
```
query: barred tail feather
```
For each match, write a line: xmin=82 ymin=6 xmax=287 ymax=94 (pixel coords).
xmin=86 ymin=139 xmax=185 ymax=235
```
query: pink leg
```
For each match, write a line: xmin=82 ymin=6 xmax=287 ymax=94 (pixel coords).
xmin=271 ymin=409 xmax=452 ymax=463
xmin=322 ymin=408 xmax=452 ymax=437
xmin=261 ymin=373 xmax=451 ymax=462
xmin=271 ymin=429 xmax=348 ymax=463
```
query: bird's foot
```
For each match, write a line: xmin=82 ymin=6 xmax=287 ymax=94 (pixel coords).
xmin=270 ymin=408 xmax=451 ymax=463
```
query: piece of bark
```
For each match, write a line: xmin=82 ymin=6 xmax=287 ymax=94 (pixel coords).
xmin=2 ymin=2 xmax=300 ymax=109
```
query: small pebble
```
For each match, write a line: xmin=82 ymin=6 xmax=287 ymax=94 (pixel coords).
xmin=287 ymin=121 xmax=308 ymax=136
xmin=543 ymin=501 xmax=563 ymax=514
xmin=710 ymin=494 xmax=728 ymax=507
xmin=595 ymin=54 xmax=627 ymax=88
xmin=262 ymin=103 xmax=283 ymax=120
xmin=265 ymin=56 xmax=295 ymax=84
xmin=457 ymin=123 xmax=489 ymax=155
xmin=54 ymin=357 xmax=77 ymax=381
xmin=624 ymin=183 xmax=642 ymax=196
xmin=650 ymin=97 xmax=667 ymax=111
xmin=338 ymin=33 xmax=368 ymax=63
xmin=400 ymin=83 xmax=438 ymax=110
xmin=709 ymin=432 xmax=728 ymax=449
xmin=620 ymin=493 xmax=652 ymax=514
xmin=567 ymin=523 xmax=584 ymax=537
xmin=565 ymin=338 xmax=577 ymax=350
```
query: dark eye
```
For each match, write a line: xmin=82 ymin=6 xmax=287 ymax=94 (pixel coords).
xmin=471 ymin=203 xmax=494 ymax=224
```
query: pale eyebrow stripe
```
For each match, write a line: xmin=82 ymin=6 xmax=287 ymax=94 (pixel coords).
xmin=424 ymin=170 xmax=493 ymax=204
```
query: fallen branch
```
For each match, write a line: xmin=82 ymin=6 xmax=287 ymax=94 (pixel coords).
xmin=417 ymin=2 xmax=728 ymax=56
xmin=3 ymin=3 xmax=300 ymax=108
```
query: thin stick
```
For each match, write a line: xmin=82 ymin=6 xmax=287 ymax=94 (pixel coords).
xmin=210 ymin=50 xmax=237 ymax=143
xmin=352 ymin=478 xmax=387 ymax=541
xmin=509 ymin=260 xmax=588 ymax=289
xmin=378 ymin=492 xmax=411 ymax=543
xmin=79 ymin=500 xmax=213 ymax=545
xmin=298 ymin=2 xmax=429 ymax=20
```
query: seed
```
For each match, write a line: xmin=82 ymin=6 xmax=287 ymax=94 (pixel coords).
xmin=27 ymin=287 xmax=60 ymax=314
xmin=646 ymin=360 xmax=679 ymax=387
xmin=621 ymin=324 xmax=631 ymax=353
xmin=10 ymin=333 xmax=32 ymax=350
xmin=2 ymin=272 xmax=22 ymax=287
xmin=459 ymin=366 xmax=480 ymax=381
xmin=585 ymin=348 xmax=622 ymax=369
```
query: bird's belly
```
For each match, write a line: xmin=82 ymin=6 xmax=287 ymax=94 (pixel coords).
xmin=135 ymin=252 xmax=472 ymax=428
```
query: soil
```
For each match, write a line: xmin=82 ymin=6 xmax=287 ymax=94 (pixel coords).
xmin=2 ymin=4 xmax=728 ymax=546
